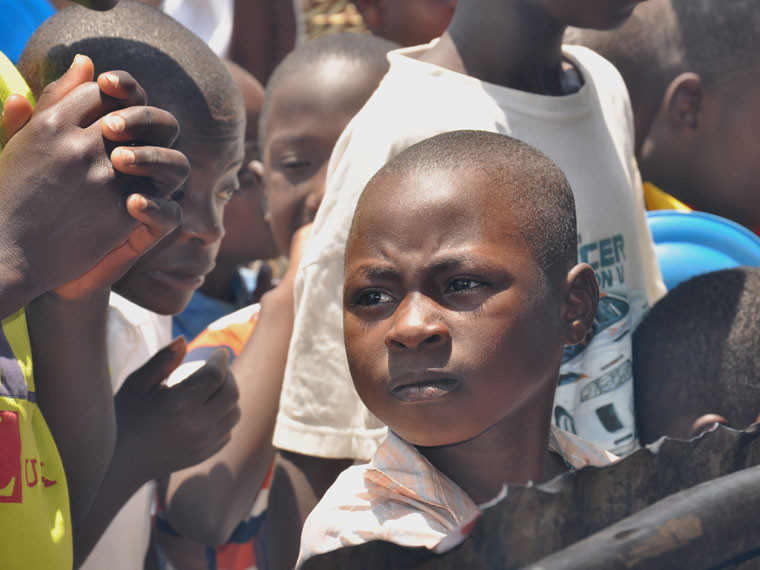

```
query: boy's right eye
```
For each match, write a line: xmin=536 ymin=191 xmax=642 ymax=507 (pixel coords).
xmin=353 ymin=290 xmax=393 ymax=307
xmin=280 ymin=157 xmax=311 ymax=170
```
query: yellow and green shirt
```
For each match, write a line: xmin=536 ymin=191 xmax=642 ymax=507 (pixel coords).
xmin=0 ymin=51 xmax=73 ymax=570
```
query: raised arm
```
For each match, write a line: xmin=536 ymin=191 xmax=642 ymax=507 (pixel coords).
xmin=161 ymin=225 xmax=312 ymax=546
xmin=23 ymin=55 xmax=187 ymax=525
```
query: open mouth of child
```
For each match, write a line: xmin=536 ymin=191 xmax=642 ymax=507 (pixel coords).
xmin=391 ymin=378 xmax=460 ymax=403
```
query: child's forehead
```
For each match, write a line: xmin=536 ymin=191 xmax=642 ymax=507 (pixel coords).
xmin=351 ymin=167 xmax=527 ymax=252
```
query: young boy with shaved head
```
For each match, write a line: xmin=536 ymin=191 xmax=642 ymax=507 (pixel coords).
xmin=19 ymin=1 xmax=246 ymax=566
xmin=569 ymin=0 xmax=760 ymax=230
xmin=0 ymin=1 xmax=190 ymax=566
xmin=298 ymin=130 xmax=616 ymax=562
xmin=634 ymin=267 xmax=760 ymax=445
xmin=268 ymin=1 xmax=664 ymax=566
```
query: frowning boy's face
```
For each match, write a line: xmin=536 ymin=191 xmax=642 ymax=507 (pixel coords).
xmin=343 ymin=168 xmax=567 ymax=447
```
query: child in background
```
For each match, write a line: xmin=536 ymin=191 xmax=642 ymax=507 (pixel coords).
xmin=299 ymin=130 xmax=616 ymax=563
xmin=569 ymin=0 xmax=760 ymax=230
xmin=0 ymin=47 xmax=186 ymax=569
xmin=269 ymin=1 xmax=664 ymax=566
xmin=633 ymin=267 xmax=760 ymax=444
xmin=173 ymin=61 xmax=278 ymax=341
xmin=20 ymin=2 xmax=245 ymax=567
xmin=155 ymin=32 xmax=398 ymax=570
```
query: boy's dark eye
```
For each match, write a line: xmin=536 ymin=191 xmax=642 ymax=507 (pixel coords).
xmin=445 ymin=278 xmax=484 ymax=293
xmin=280 ymin=157 xmax=311 ymax=170
xmin=353 ymin=290 xmax=393 ymax=307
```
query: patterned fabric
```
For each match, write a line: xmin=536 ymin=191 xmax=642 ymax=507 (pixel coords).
xmin=298 ymin=426 xmax=617 ymax=565
xmin=161 ymin=304 xmax=271 ymax=570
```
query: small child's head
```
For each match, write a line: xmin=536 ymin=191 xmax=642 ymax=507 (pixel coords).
xmin=20 ymin=0 xmax=246 ymax=315
xmin=343 ymin=130 xmax=599 ymax=448
xmin=633 ymin=267 xmax=760 ymax=445
xmin=215 ymin=60 xmax=278 ymax=270
xmin=257 ymin=32 xmax=397 ymax=256
xmin=570 ymin=0 xmax=760 ymax=229
xmin=354 ymin=0 xmax=456 ymax=46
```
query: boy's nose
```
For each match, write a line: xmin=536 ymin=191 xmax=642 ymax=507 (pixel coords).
xmin=385 ymin=294 xmax=450 ymax=351
xmin=183 ymin=202 xmax=224 ymax=245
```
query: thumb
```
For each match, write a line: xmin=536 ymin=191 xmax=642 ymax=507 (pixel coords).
xmin=35 ymin=54 xmax=94 ymax=113
xmin=121 ymin=337 xmax=187 ymax=395
xmin=176 ymin=348 xmax=231 ymax=400
xmin=1 ymin=94 xmax=34 ymax=146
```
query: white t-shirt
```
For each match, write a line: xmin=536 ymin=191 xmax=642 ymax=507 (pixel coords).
xmin=273 ymin=43 xmax=665 ymax=461
xmin=163 ymin=0 xmax=233 ymax=57
xmin=80 ymin=292 xmax=172 ymax=570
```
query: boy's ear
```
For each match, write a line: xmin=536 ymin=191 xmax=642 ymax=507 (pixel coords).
xmin=689 ymin=413 xmax=728 ymax=438
xmin=663 ymin=72 xmax=704 ymax=137
xmin=355 ymin=0 xmax=383 ymax=33
xmin=561 ymin=263 xmax=599 ymax=346
xmin=249 ymin=159 xmax=264 ymax=189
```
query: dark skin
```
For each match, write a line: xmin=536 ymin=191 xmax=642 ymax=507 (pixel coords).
xmin=67 ymin=90 xmax=246 ymax=564
xmin=0 ymin=57 xmax=189 ymax=320
xmin=265 ymin=2 xmax=638 ymax=566
xmin=354 ymin=0 xmax=457 ymax=47
xmin=161 ymin=59 xmax=382 ymax=552
xmin=228 ymin=0 xmax=296 ymax=84
xmin=639 ymin=75 xmax=760 ymax=229
xmin=419 ymin=0 xmax=646 ymax=95
xmin=344 ymin=168 xmax=598 ymax=502
xmin=259 ymin=61 xmax=392 ymax=570
xmin=10 ymin=55 xmax=187 ymax=529
xmin=257 ymin=59 xmax=384 ymax=256
xmin=198 ymin=61 xmax=278 ymax=305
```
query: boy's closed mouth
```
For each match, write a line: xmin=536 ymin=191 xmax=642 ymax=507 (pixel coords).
xmin=390 ymin=377 xmax=461 ymax=403
xmin=148 ymin=267 xmax=212 ymax=290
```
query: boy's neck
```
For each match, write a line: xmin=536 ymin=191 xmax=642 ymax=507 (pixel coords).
xmin=418 ymin=0 xmax=582 ymax=95
xmin=416 ymin=384 xmax=565 ymax=505
xmin=199 ymin=261 xmax=239 ymax=304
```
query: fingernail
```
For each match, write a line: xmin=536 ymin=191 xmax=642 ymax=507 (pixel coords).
xmin=119 ymin=148 xmax=135 ymax=165
xmin=169 ymin=337 xmax=186 ymax=352
xmin=133 ymin=194 xmax=148 ymax=210
xmin=70 ymin=54 xmax=83 ymax=69
xmin=102 ymin=72 xmax=119 ymax=88
xmin=104 ymin=114 xmax=125 ymax=133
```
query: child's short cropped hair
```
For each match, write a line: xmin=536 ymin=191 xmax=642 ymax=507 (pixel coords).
xmin=350 ymin=129 xmax=578 ymax=276
xmin=633 ymin=267 xmax=760 ymax=443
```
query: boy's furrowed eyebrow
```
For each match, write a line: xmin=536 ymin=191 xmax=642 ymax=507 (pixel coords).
xmin=349 ymin=265 xmax=400 ymax=281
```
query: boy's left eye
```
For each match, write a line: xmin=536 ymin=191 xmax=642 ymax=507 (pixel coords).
xmin=445 ymin=278 xmax=484 ymax=293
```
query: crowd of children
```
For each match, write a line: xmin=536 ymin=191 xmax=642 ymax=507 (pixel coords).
xmin=0 ymin=0 xmax=758 ymax=569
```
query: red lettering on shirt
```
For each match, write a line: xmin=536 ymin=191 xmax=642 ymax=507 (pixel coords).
xmin=0 ymin=410 xmax=22 ymax=503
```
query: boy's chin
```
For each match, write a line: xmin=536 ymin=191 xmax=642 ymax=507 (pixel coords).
xmin=112 ymin=282 xmax=194 ymax=316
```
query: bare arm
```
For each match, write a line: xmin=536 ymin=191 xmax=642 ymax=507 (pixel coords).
xmin=161 ymin=226 xmax=311 ymax=545
xmin=72 ymin=347 xmax=239 ymax=567
xmin=266 ymin=452 xmax=352 ymax=570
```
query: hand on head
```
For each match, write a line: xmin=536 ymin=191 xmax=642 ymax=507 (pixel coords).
xmin=0 ymin=55 xmax=187 ymax=303
xmin=114 ymin=338 xmax=241 ymax=478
